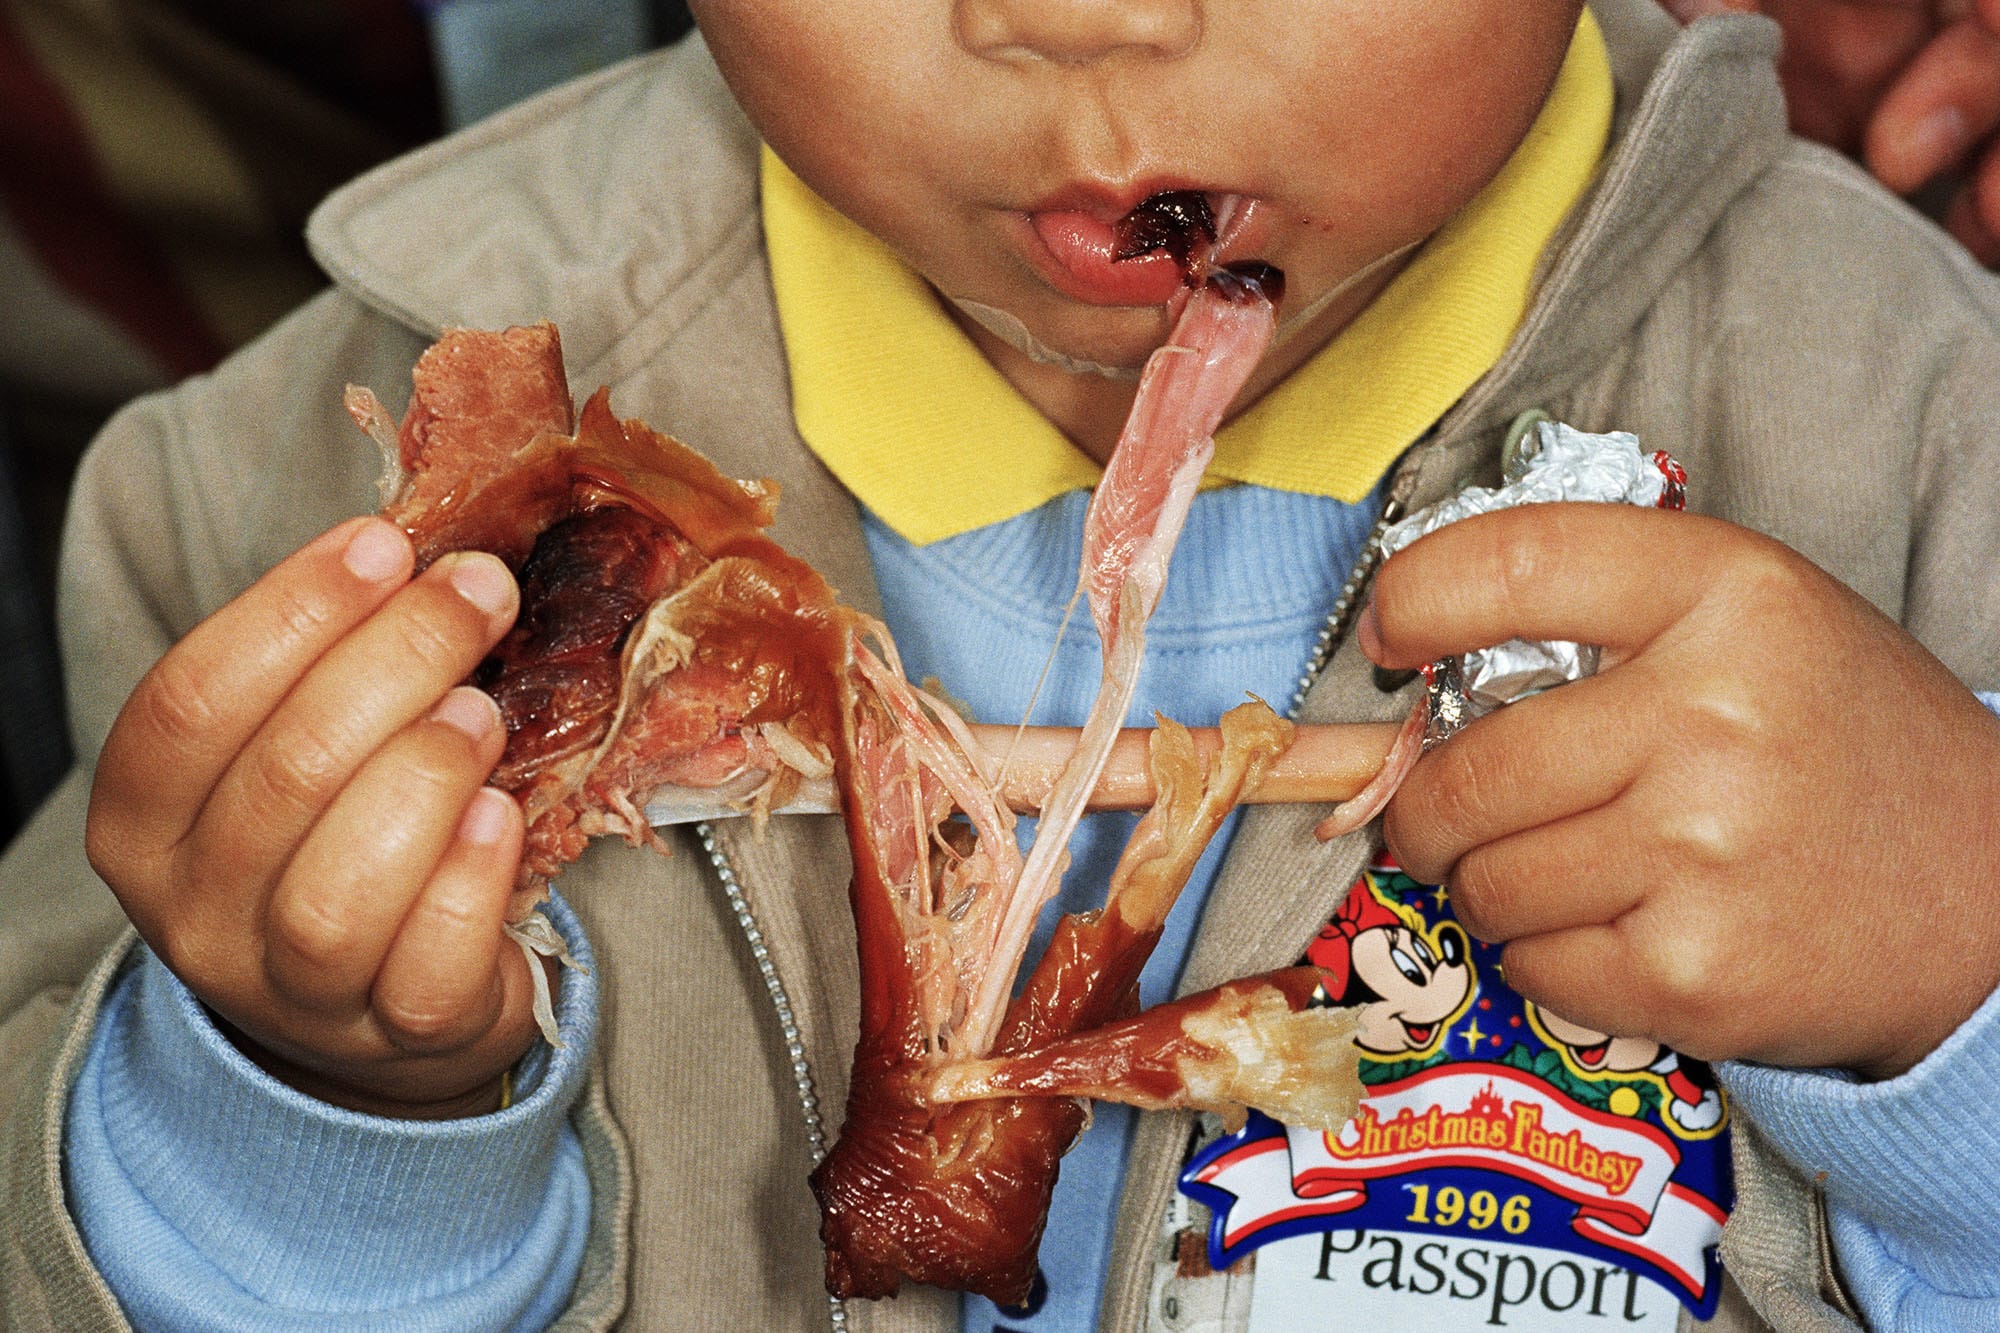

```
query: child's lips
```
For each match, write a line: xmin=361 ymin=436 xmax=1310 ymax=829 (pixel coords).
xmin=1025 ymin=210 xmax=1188 ymax=307
xmin=1020 ymin=188 xmax=1272 ymax=309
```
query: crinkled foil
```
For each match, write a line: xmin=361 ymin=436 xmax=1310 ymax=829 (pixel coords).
xmin=1392 ymin=421 xmax=1678 ymax=747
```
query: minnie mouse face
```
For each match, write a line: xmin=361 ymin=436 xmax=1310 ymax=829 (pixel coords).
xmin=1338 ymin=920 xmax=1471 ymax=1056
xmin=1307 ymin=870 xmax=1475 ymax=1057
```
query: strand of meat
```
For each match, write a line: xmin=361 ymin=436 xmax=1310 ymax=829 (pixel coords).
xmin=956 ymin=275 xmax=1279 ymax=1055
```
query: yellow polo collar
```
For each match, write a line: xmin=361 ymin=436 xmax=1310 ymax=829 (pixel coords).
xmin=766 ymin=13 xmax=1612 ymax=545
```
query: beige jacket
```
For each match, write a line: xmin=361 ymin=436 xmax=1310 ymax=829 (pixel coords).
xmin=5 ymin=3 xmax=1999 ymax=1329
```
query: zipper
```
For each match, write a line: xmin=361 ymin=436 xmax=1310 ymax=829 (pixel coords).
xmin=1283 ymin=457 xmax=1422 ymax=720
xmin=697 ymin=821 xmax=850 ymax=1332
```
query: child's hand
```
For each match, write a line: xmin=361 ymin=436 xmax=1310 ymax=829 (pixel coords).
xmin=86 ymin=516 xmax=544 ymax=1119
xmin=1360 ymin=504 xmax=2000 ymax=1080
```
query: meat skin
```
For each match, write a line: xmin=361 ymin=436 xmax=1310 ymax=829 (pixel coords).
xmin=479 ymin=506 xmax=699 ymax=788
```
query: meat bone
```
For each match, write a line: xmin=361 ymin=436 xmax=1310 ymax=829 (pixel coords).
xmin=641 ymin=718 xmax=1400 ymax=825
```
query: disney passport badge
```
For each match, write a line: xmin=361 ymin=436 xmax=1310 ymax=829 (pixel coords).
xmin=1177 ymin=424 xmax=1731 ymax=1329
xmin=1182 ymin=855 xmax=1731 ymax=1328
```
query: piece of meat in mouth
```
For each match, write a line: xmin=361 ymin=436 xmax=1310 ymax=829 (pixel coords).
xmin=1110 ymin=189 xmax=1287 ymax=309
xmin=1113 ymin=190 xmax=1216 ymax=269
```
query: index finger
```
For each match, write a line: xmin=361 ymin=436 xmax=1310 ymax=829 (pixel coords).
xmin=1357 ymin=504 xmax=1722 ymax=671
xmin=90 ymin=517 xmax=414 ymax=855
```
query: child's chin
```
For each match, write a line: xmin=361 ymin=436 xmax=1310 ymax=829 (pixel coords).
xmin=1034 ymin=303 xmax=1184 ymax=368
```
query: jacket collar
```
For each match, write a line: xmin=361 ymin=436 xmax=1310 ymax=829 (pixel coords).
xmin=306 ymin=36 xmax=758 ymax=384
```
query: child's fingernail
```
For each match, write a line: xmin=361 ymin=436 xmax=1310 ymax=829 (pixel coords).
xmin=1356 ymin=601 xmax=1385 ymax=661
xmin=343 ymin=519 xmax=408 ymax=583
xmin=430 ymin=686 xmax=500 ymax=741
xmin=458 ymin=787 xmax=513 ymax=847
xmin=448 ymin=553 xmax=516 ymax=616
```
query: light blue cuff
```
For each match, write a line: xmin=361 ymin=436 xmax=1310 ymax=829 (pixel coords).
xmin=64 ymin=892 xmax=597 ymax=1331
xmin=1715 ymin=691 xmax=2000 ymax=1328
xmin=1720 ymin=974 xmax=2000 ymax=1324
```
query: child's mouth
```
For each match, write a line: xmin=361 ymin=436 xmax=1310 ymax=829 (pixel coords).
xmin=1025 ymin=188 xmax=1269 ymax=308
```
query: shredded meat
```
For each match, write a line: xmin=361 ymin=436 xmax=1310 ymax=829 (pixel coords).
xmin=347 ymin=323 xmax=845 ymax=894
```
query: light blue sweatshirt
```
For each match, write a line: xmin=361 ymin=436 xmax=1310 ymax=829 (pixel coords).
xmin=64 ymin=483 xmax=2000 ymax=1331
xmin=66 ymin=892 xmax=597 ymax=1330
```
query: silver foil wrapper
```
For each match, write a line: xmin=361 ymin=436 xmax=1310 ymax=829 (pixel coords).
xmin=1383 ymin=421 xmax=1673 ymax=747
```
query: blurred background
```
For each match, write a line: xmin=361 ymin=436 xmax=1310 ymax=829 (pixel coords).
xmin=0 ymin=0 xmax=693 ymax=842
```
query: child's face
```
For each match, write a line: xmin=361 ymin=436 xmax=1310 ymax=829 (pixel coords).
xmin=693 ymin=0 xmax=1583 ymax=377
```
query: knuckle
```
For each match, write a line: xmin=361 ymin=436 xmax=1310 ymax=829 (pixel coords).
xmin=1489 ymin=513 xmax=1560 ymax=610
xmin=388 ymin=745 xmax=477 ymax=811
xmin=269 ymin=893 xmax=367 ymax=975
xmin=268 ymin=583 xmax=341 ymax=652
xmin=245 ymin=724 xmax=352 ymax=815
xmin=414 ymin=887 xmax=487 ymax=937
xmin=1626 ymin=907 xmax=1732 ymax=1018
xmin=376 ymin=977 xmax=487 ymax=1052
xmin=1682 ymin=680 xmax=1769 ymax=748
xmin=1715 ymin=535 xmax=1809 ymax=621
xmin=1646 ymin=752 xmax=1761 ymax=872
xmin=136 ymin=655 xmax=227 ymax=753
xmin=1666 ymin=675 xmax=1784 ymax=801
xmin=1662 ymin=804 xmax=1751 ymax=871
xmin=391 ymin=598 xmax=483 ymax=677
xmin=377 ymin=998 xmax=479 ymax=1052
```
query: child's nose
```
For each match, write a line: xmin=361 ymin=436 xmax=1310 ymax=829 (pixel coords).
xmin=954 ymin=0 xmax=1200 ymax=65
